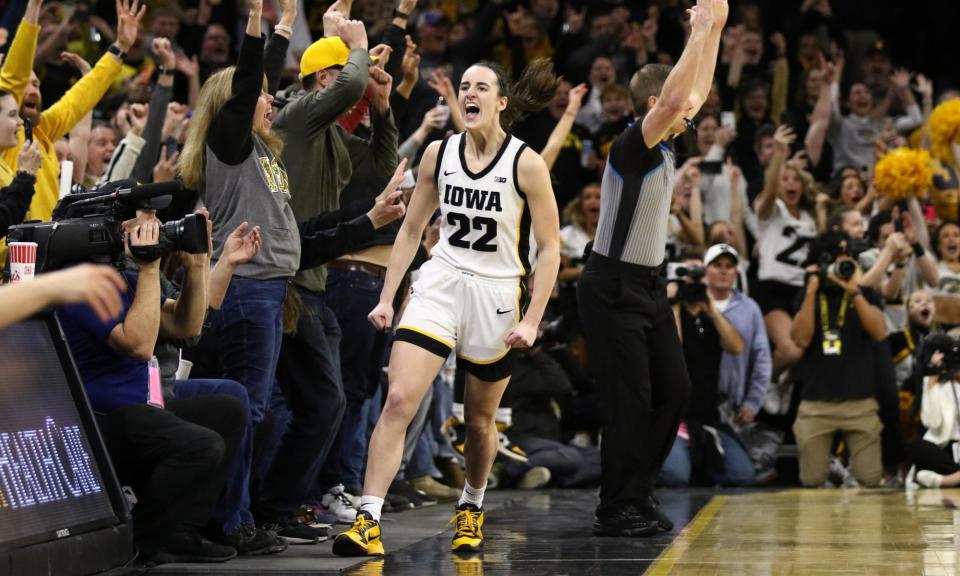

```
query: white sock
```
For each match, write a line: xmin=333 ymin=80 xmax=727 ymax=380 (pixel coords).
xmin=458 ymin=480 xmax=486 ymax=509
xmin=359 ymin=495 xmax=384 ymax=522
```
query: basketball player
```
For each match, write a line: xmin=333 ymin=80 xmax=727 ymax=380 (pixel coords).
xmin=577 ymin=0 xmax=727 ymax=537
xmin=332 ymin=59 xmax=561 ymax=556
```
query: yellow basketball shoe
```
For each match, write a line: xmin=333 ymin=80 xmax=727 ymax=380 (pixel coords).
xmin=450 ymin=503 xmax=484 ymax=552
xmin=332 ymin=511 xmax=384 ymax=557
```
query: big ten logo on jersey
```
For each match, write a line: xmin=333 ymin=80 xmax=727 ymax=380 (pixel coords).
xmin=442 ymin=184 xmax=504 ymax=253
xmin=259 ymin=156 xmax=290 ymax=195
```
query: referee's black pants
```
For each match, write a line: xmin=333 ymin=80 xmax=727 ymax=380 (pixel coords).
xmin=577 ymin=253 xmax=691 ymax=516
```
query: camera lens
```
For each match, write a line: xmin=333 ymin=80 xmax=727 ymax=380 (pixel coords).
xmin=158 ymin=214 xmax=209 ymax=255
xmin=837 ymin=260 xmax=856 ymax=280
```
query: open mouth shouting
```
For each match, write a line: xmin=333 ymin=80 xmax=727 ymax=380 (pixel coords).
xmin=945 ymin=241 xmax=959 ymax=260
xmin=21 ymin=98 xmax=39 ymax=119
xmin=464 ymin=102 xmax=480 ymax=123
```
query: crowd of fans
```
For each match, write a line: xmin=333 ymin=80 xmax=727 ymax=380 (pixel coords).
xmin=1 ymin=0 xmax=960 ymax=565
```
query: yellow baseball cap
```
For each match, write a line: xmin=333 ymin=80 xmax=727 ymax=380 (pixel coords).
xmin=299 ymin=37 xmax=378 ymax=80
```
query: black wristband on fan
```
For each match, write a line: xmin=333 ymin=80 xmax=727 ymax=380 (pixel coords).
xmin=108 ymin=44 xmax=126 ymax=59
xmin=913 ymin=243 xmax=924 ymax=257
xmin=393 ymin=8 xmax=409 ymax=19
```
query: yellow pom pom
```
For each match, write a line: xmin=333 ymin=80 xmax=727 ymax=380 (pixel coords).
xmin=930 ymin=98 xmax=960 ymax=164
xmin=874 ymin=147 xmax=933 ymax=200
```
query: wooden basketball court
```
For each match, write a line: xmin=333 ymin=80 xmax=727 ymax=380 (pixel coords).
xmin=648 ymin=489 xmax=960 ymax=575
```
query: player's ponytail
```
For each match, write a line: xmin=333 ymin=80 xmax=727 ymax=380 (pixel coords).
xmin=479 ymin=59 xmax=561 ymax=131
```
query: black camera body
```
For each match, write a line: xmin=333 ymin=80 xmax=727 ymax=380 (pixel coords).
xmin=814 ymin=232 xmax=870 ymax=283
xmin=6 ymin=180 xmax=208 ymax=275
xmin=667 ymin=263 xmax=708 ymax=304
xmin=924 ymin=333 xmax=960 ymax=380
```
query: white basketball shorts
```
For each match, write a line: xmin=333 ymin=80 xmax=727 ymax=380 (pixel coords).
xmin=394 ymin=258 xmax=527 ymax=381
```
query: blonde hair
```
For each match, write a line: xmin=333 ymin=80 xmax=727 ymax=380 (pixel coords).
xmin=563 ymin=183 xmax=600 ymax=229
xmin=780 ymin=165 xmax=818 ymax=214
xmin=178 ymin=67 xmax=284 ymax=192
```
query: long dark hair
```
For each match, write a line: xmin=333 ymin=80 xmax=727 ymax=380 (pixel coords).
xmin=475 ymin=59 xmax=561 ymax=130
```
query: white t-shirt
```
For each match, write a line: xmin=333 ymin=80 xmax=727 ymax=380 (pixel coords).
xmin=560 ymin=224 xmax=591 ymax=261
xmin=936 ymin=261 xmax=960 ymax=295
xmin=713 ymin=296 xmax=731 ymax=313
xmin=757 ymin=199 xmax=817 ymax=287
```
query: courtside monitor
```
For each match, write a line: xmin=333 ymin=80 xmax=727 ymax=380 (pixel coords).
xmin=0 ymin=313 xmax=126 ymax=550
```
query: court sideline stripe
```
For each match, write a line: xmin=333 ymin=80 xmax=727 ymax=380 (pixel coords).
xmin=644 ymin=495 xmax=728 ymax=575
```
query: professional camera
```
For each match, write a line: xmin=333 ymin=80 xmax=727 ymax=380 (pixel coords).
xmin=810 ymin=232 xmax=869 ymax=283
xmin=6 ymin=180 xmax=208 ymax=274
xmin=923 ymin=333 xmax=960 ymax=379
xmin=667 ymin=263 xmax=708 ymax=304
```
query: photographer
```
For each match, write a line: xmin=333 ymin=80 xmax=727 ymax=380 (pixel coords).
xmin=790 ymin=231 xmax=888 ymax=487
xmin=703 ymin=244 xmax=772 ymax=429
xmin=910 ymin=334 xmax=960 ymax=488
xmin=55 ymin=212 xmax=243 ymax=564
xmin=660 ymin=252 xmax=748 ymax=486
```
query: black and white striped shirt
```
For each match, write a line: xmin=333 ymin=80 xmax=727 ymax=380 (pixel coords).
xmin=592 ymin=119 xmax=676 ymax=267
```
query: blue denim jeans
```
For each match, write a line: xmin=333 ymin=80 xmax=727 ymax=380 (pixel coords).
xmin=660 ymin=429 xmax=756 ymax=487
xmin=211 ymin=277 xmax=288 ymax=424
xmin=316 ymin=268 xmax=389 ymax=491
xmin=174 ymin=378 xmax=253 ymax=534
xmin=256 ymin=289 xmax=346 ymax=521
xmin=401 ymin=378 xmax=436 ymax=479
xmin=431 ymin=371 xmax=459 ymax=462
xmin=353 ymin=386 xmax=383 ymax=488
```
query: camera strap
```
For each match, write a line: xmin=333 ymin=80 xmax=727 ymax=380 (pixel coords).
xmin=820 ymin=292 xmax=849 ymax=356
xmin=130 ymin=243 xmax=163 ymax=263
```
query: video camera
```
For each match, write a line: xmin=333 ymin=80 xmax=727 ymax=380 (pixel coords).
xmin=5 ymin=180 xmax=208 ymax=275
xmin=923 ymin=333 xmax=960 ymax=380
xmin=667 ymin=263 xmax=708 ymax=304
xmin=810 ymin=232 xmax=870 ymax=283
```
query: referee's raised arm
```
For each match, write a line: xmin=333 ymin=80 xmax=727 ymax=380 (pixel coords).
xmin=639 ymin=0 xmax=727 ymax=147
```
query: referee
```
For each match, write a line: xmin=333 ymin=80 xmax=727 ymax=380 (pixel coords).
xmin=578 ymin=0 xmax=727 ymax=537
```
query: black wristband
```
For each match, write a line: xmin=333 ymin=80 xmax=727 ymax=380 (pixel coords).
xmin=913 ymin=242 xmax=924 ymax=258
xmin=158 ymin=66 xmax=175 ymax=76
xmin=108 ymin=44 xmax=126 ymax=59
xmin=393 ymin=8 xmax=409 ymax=19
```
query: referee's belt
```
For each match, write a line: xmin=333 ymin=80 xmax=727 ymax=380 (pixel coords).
xmin=587 ymin=251 xmax=664 ymax=278
xmin=326 ymin=259 xmax=387 ymax=280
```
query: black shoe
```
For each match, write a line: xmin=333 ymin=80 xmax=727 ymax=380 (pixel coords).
xmin=390 ymin=479 xmax=438 ymax=508
xmin=639 ymin=496 xmax=673 ymax=532
xmin=593 ymin=505 xmax=659 ymax=538
xmin=150 ymin=530 xmax=238 ymax=564
xmin=383 ymin=492 xmax=413 ymax=513
xmin=222 ymin=523 xmax=286 ymax=555
xmin=262 ymin=521 xmax=328 ymax=545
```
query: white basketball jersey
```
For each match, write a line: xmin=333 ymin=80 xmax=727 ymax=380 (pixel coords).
xmin=430 ymin=133 xmax=536 ymax=280
xmin=757 ymin=199 xmax=817 ymax=287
